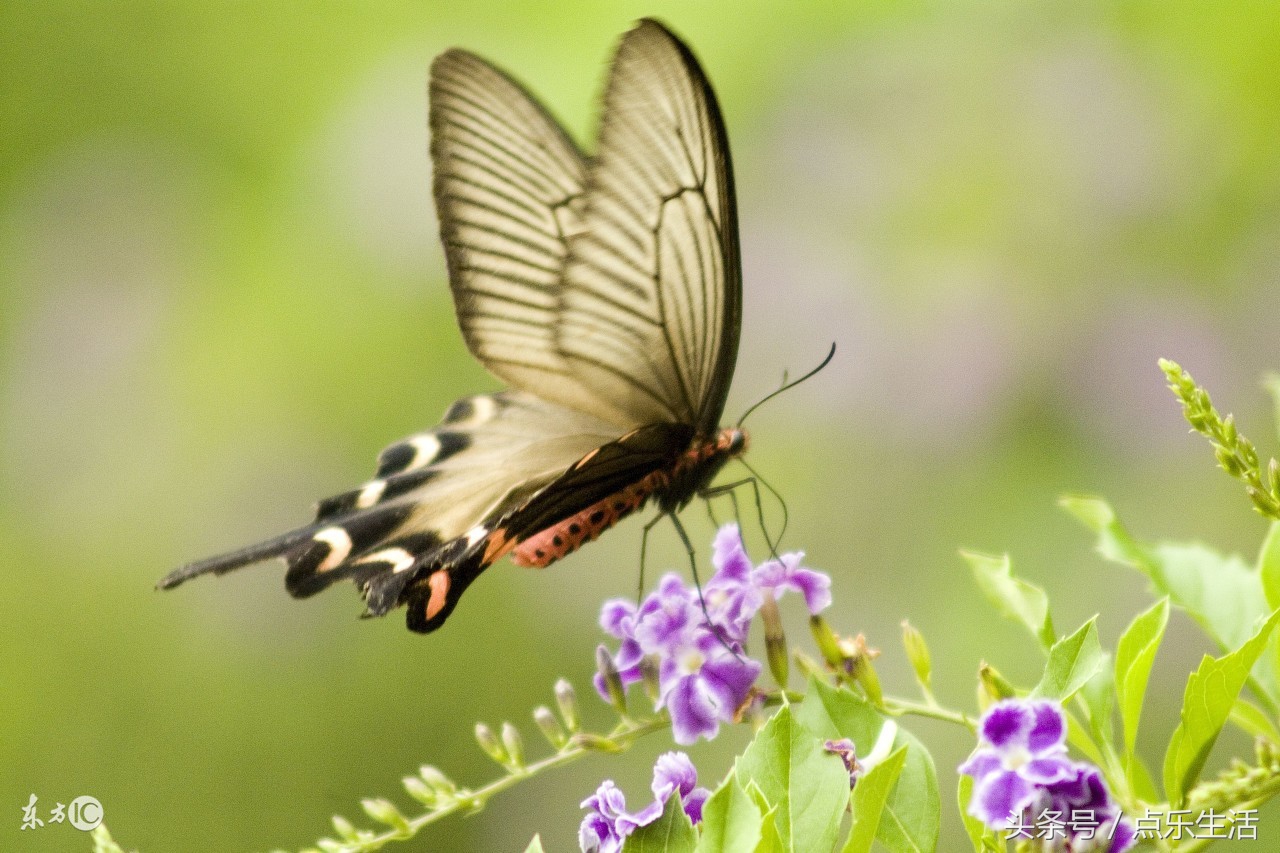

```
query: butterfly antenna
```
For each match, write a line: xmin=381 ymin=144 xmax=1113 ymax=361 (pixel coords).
xmin=736 ymin=342 xmax=837 ymax=429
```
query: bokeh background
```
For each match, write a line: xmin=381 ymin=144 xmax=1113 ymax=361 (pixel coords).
xmin=4 ymin=1 xmax=1280 ymax=850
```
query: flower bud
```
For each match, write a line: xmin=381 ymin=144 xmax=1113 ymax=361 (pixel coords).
xmin=361 ymin=797 xmax=409 ymax=831
xmin=809 ymin=614 xmax=843 ymax=668
xmin=900 ymin=620 xmax=932 ymax=693
xmin=842 ymin=634 xmax=882 ymax=705
xmin=474 ymin=722 xmax=508 ymax=765
xmin=402 ymin=775 xmax=436 ymax=806
xmin=977 ymin=662 xmax=1016 ymax=709
xmin=554 ymin=678 xmax=580 ymax=732
xmin=501 ymin=721 xmax=525 ymax=767
xmin=418 ymin=765 xmax=455 ymax=794
xmin=759 ymin=594 xmax=789 ymax=688
xmin=331 ymin=814 xmax=359 ymax=841
xmin=639 ymin=655 xmax=661 ymax=704
xmin=533 ymin=705 xmax=567 ymax=748
xmin=596 ymin=644 xmax=628 ymax=715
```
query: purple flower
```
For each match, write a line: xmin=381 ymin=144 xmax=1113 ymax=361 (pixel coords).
xmin=659 ymin=630 xmax=762 ymax=743
xmin=594 ymin=525 xmax=829 ymax=743
xmin=752 ymin=549 xmax=831 ymax=615
xmin=579 ymin=752 xmax=709 ymax=852
xmin=960 ymin=699 xmax=1135 ymax=852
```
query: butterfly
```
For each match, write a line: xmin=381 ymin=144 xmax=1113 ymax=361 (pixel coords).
xmin=159 ymin=18 xmax=748 ymax=633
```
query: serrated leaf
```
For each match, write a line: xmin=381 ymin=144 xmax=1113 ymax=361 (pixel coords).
xmin=1063 ymin=496 xmax=1278 ymax=703
xmin=796 ymin=679 xmax=939 ymax=853
xmin=1163 ymin=609 xmax=1280 ymax=806
xmin=740 ymin=782 xmax=785 ymax=853
xmin=1031 ymin=617 xmax=1102 ymax=702
xmin=962 ymin=551 xmax=1055 ymax=649
xmin=737 ymin=705 xmax=850 ymax=853
xmin=523 ymin=835 xmax=546 ymax=853
xmin=842 ymin=746 xmax=906 ymax=853
xmin=695 ymin=776 xmax=764 ymax=853
xmin=1115 ymin=597 xmax=1169 ymax=763
xmin=957 ymin=773 xmax=1001 ymax=852
xmin=625 ymin=793 xmax=698 ymax=853
xmin=754 ymin=804 xmax=785 ymax=853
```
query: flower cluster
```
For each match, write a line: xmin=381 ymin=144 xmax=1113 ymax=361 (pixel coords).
xmin=596 ymin=524 xmax=831 ymax=743
xmin=961 ymin=699 xmax=1135 ymax=852
xmin=579 ymin=752 xmax=710 ymax=853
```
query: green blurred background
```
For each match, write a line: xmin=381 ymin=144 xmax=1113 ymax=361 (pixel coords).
xmin=3 ymin=1 xmax=1279 ymax=850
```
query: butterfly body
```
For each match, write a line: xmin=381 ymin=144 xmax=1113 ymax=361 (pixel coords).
xmin=512 ymin=426 xmax=747 ymax=568
xmin=160 ymin=20 xmax=748 ymax=633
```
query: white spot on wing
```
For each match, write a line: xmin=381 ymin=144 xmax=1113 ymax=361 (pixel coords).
xmin=314 ymin=527 xmax=353 ymax=572
xmin=469 ymin=395 xmax=497 ymax=424
xmin=465 ymin=525 xmax=488 ymax=547
xmin=358 ymin=546 xmax=416 ymax=574
xmin=356 ymin=480 xmax=386 ymax=508
xmin=408 ymin=434 xmax=441 ymax=468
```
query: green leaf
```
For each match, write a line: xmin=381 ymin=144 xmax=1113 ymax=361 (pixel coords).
xmin=1064 ymin=711 xmax=1104 ymax=767
xmin=796 ymin=679 xmax=940 ymax=853
xmin=1063 ymin=496 xmax=1278 ymax=703
xmin=1115 ymin=597 xmax=1169 ymax=763
xmin=1163 ymin=609 xmax=1280 ymax=806
xmin=1260 ymin=521 xmax=1280 ymax=612
xmin=1126 ymin=751 xmax=1160 ymax=803
xmin=625 ymin=793 xmax=698 ymax=853
xmin=1031 ymin=617 xmax=1103 ymax=701
xmin=753 ymin=805 xmax=786 ymax=853
xmin=842 ymin=746 xmax=906 ymax=853
xmin=962 ymin=551 xmax=1055 ymax=649
xmin=1078 ymin=654 xmax=1115 ymax=750
xmin=695 ymin=777 xmax=764 ymax=853
xmin=523 ymin=835 xmax=546 ymax=853
xmin=1265 ymin=373 xmax=1280 ymax=444
xmin=740 ymin=782 xmax=785 ymax=853
xmin=956 ymin=773 xmax=1001 ymax=852
xmin=1229 ymin=698 xmax=1280 ymax=743
xmin=737 ymin=705 xmax=851 ymax=853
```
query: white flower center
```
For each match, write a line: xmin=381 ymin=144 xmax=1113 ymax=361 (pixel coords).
xmin=1002 ymin=745 xmax=1032 ymax=770
xmin=679 ymin=649 xmax=705 ymax=674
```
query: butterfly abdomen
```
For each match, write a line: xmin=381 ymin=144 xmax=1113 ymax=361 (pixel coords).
xmin=513 ymin=475 xmax=669 ymax=567
xmin=513 ymin=427 xmax=748 ymax=568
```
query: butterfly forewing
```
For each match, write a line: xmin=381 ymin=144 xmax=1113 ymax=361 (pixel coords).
xmin=430 ymin=49 xmax=599 ymax=413
xmin=558 ymin=22 xmax=741 ymax=434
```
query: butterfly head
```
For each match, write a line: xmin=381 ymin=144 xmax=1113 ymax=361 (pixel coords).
xmin=719 ymin=426 xmax=749 ymax=457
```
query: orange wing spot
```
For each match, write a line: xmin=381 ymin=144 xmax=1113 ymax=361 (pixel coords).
xmin=572 ymin=447 xmax=601 ymax=470
xmin=423 ymin=570 xmax=451 ymax=622
xmin=483 ymin=528 xmax=517 ymax=563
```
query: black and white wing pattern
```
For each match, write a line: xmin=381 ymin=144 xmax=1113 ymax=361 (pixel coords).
xmin=160 ymin=19 xmax=746 ymax=633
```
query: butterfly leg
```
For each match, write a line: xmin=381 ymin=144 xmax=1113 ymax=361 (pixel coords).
xmin=700 ymin=466 xmax=787 ymax=562
xmin=637 ymin=513 xmax=666 ymax=604
xmin=668 ymin=511 xmax=749 ymax=660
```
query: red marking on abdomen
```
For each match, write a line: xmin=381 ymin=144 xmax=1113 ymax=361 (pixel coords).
xmin=512 ymin=427 xmax=747 ymax=569
xmin=513 ymin=472 xmax=670 ymax=568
